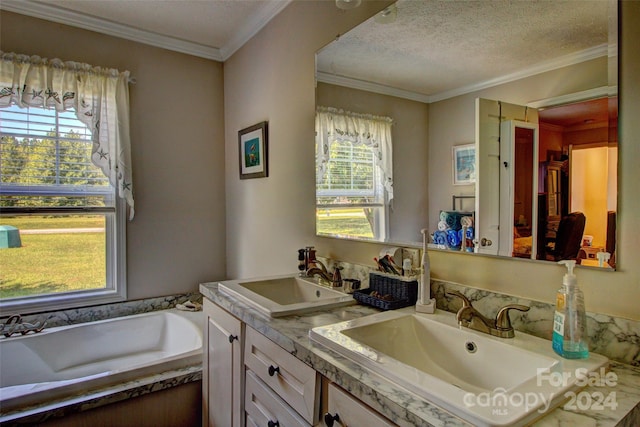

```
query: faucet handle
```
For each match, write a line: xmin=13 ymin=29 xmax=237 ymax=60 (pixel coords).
xmin=332 ymin=266 xmax=343 ymax=287
xmin=495 ymin=304 xmax=530 ymax=330
xmin=446 ymin=290 xmax=472 ymax=308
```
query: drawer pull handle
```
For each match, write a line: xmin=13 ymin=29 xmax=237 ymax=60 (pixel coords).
xmin=268 ymin=365 xmax=280 ymax=376
xmin=324 ymin=412 xmax=342 ymax=427
xmin=267 ymin=420 xmax=279 ymax=427
xmin=228 ymin=334 xmax=238 ymax=343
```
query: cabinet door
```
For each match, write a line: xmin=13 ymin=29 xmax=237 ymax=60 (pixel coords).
xmin=203 ymin=299 xmax=243 ymax=427
xmin=324 ymin=383 xmax=396 ymax=427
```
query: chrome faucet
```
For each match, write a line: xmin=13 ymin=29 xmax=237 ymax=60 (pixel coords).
xmin=446 ymin=290 xmax=529 ymax=338
xmin=306 ymin=265 xmax=343 ymax=288
xmin=298 ymin=246 xmax=325 ymax=275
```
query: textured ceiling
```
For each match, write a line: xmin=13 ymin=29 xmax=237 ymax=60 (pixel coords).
xmin=317 ymin=0 xmax=611 ymax=98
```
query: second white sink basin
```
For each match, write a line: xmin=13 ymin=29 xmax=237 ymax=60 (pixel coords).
xmin=218 ymin=274 xmax=355 ymax=317
xmin=310 ymin=308 xmax=608 ymax=426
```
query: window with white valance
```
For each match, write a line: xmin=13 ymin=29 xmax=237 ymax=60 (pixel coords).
xmin=315 ymin=106 xmax=393 ymax=241
xmin=0 ymin=52 xmax=133 ymax=312
xmin=0 ymin=52 xmax=134 ymax=216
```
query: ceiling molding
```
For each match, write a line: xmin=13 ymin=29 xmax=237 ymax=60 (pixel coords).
xmin=318 ymin=44 xmax=611 ymax=104
xmin=427 ymin=44 xmax=611 ymax=103
xmin=528 ymin=86 xmax=617 ymax=109
xmin=219 ymin=1 xmax=292 ymax=61
xmin=316 ymin=72 xmax=431 ymax=103
xmin=0 ymin=0 xmax=291 ymax=62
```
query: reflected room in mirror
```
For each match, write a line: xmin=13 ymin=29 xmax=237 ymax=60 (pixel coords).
xmin=315 ymin=0 xmax=618 ymax=269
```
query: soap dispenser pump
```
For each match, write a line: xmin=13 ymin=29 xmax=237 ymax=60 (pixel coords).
xmin=552 ymin=260 xmax=589 ymax=359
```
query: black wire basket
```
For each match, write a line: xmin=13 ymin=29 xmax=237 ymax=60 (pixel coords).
xmin=353 ymin=272 xmax=418 ymax=310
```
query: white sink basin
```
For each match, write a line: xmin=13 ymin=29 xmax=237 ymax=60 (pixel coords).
xmin=310 ymin=308 xmax=608 ymax=426
xmin=218 ymin=274 xmax=355 ymax=317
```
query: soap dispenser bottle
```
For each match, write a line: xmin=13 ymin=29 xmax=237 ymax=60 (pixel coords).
xmin=552 ymin=260 xmax=589 ymax=359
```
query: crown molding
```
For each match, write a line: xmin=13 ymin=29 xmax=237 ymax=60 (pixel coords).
xmin=428 ymin=44 xmax=611 ymax=103
xmin=220 ymin=1 xmax=291 ymax=61
xmin=317 ymin=44 xmax=611 ymax=104
xmin=316 ymin=72 xmax=432 ymax=103
xmin=0 ymin=0 xmax=291 ymax=62
xmin=527 ymin=85 xmax=618 ymax=109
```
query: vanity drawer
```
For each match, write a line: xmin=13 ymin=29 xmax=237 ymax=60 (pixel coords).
xmin=325 ymin=383 xmax=396 ymax=426
xmin=245 ymin=326 xmax=319 ymax=424
xmin=245 ymin=370 xmax=310 ymax=427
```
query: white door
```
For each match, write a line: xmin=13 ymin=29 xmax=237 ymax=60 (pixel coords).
xmin=475 ymin=98 xmax=538 ymax=256
xmin=499 ymin=120 xmax=539 ymax=258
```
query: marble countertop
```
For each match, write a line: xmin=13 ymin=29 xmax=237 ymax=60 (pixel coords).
xmin=200 ymin=282 xmax=640 ymax=427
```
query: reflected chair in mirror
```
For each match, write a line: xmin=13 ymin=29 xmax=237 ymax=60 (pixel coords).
xmin=606 ymin=210 xmax=616 ymax=268
xmin=545 ymin=212 xmax=586 ymax=261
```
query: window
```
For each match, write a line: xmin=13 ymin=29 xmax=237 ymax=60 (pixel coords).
xmin=315 ymin=107 xmax=393 ymax=241
xmin=316 ymin=139 xmax=387 ymax=239
xmin=0 ymin=105 xmax=126 ymax=312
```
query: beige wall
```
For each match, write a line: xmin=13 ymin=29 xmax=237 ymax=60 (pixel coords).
xmin=316 ymin=82 xmax=429 ymax=244
xmin=1 ymin=11 xmax=227 ymax=299
xmin=224 ymin=1 xmax=393 ymax=278
xmin=571 ymin=147 xmax=610 ymax=247
xmin=226 ymin=1 xmax=639 ymax=320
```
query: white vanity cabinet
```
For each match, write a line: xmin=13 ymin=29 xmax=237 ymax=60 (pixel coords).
xmin=323 ymin=383 xmax=396 ymax=427
xmin=203 ymin=299 xmax=244 ymax=427
xmin=203 ymin=297 xmax=393 ymax=427
xmin=245 ymin=325 xmax=320 ymax=425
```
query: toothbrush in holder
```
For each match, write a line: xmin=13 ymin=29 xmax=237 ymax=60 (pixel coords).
xmin=416 ymin=228 xmax=436 ymax=313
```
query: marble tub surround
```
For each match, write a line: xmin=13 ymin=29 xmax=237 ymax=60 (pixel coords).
xmin=0 ymin=292 xmax=203 ymax=330
xmin=0 ymin=293 xmax=204 ymax=425
xmin=318 ymin=257 xmax=640 ymax=367
xmin=200 ymin=282 xmax=640 ymax=426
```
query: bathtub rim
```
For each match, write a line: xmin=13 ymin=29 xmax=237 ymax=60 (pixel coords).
xmin=0 ymin=308 xmax=203 ymax=416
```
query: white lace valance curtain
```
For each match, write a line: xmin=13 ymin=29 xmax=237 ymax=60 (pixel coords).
xmin=315 ymin=106 xmax=394 ymax=202
xmin=0 ymin=52 xmax=135 ymax=218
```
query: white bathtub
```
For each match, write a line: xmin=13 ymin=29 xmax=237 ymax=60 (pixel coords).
xmin=0 ymin=309 xmax=203 ymax=412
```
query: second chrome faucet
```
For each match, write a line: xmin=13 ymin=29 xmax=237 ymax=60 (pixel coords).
xmin=447 ymin=290 xmax=529 ymax=338
xmin=299 ymin=246 xmax=343 ymax=287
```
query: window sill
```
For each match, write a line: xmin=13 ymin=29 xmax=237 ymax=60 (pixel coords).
xmin=0 ymin=288 xmax=126 ymax=316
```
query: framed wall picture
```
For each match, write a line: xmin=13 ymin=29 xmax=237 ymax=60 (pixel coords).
xmin=238 ymin=121 xmax=268 ymax=179
xmin=452 ymin=143 xmax=476 ymax=185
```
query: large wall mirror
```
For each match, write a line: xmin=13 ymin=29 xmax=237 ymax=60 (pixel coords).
xmin=315 ymin=0 xmax=618 ymax=269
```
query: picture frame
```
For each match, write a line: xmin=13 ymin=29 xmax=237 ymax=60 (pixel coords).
xmin=238 ymin=121 xmax=268 ymax=179
xmin=452 ymin=143 xmax=476 ymax=185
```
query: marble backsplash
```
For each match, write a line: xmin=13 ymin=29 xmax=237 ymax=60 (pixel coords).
xmin=5 ymin=259 xmax=638 ymax=367
xmin=319 ymin=257 xmax=640 ymax=367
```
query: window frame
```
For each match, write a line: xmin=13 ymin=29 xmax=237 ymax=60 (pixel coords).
xmin=0 ymin=106 xmax=127 ymax=313
xmin=316 ymin=138 xmax=389 ymax=241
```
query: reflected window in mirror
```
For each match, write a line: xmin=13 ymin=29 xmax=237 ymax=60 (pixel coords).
xmin=315 ymin=107 xmax=393 ymax=241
